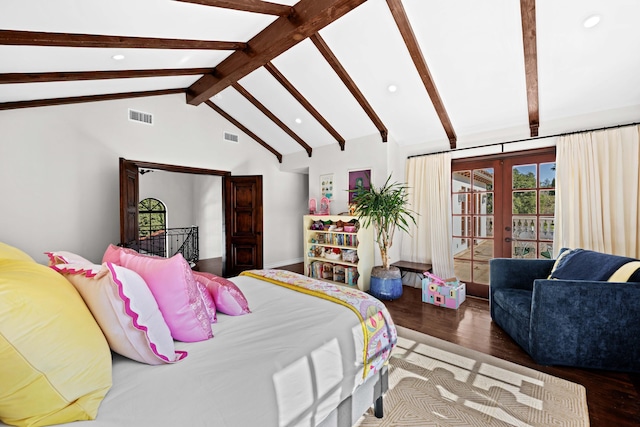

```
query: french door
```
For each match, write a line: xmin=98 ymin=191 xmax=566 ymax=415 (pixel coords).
xmin=451 ymin=148 xmax=556 ymax=298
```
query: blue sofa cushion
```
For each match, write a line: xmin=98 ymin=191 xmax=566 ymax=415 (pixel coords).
xmin=549 ymin=248 xmax=640 ymax=282
xmin=493 ymin=289 xmax=532 ymax=321
xmin=491 ymin=289 xmax=533 ymax=351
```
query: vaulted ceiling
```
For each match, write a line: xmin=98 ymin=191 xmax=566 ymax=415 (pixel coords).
xmin=1 ymin=0 xmax=639 ymax=163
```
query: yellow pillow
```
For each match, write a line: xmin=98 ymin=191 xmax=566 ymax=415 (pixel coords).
xmin=0 ymin=259 xmax=112 ymax=427
xmin=0 ymin=241 xmax=34 ymax=262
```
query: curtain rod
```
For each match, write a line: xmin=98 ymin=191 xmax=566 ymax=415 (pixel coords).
xmin=408 ymin=120 xmax=640 ymax=159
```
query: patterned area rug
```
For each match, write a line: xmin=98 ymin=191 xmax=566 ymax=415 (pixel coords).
xmin=356 ymin=326 xmax=589 ymax=426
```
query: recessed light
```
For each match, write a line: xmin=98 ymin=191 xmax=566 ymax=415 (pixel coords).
xmin=112 ymin=54 xmax=125 ymax=61
xmin=583 ymin=15 xmax=601 ymax=28
xmin=295 ymin=118 xmax=302 ymax=124
xmin=387 ymin=84 xmax=398 ymax=93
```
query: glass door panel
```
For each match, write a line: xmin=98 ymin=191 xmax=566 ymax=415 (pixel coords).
xmin=452 ymin=166 xmax=497 ymax=297
xmin=505 ymin=158 xmax=556 ymax=260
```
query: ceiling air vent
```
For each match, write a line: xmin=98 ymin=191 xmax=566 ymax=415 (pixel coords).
xmin=223 ymin=131 xmax=239 ymax=143
xmin=128 ymin=109 xmax=153 ymax=125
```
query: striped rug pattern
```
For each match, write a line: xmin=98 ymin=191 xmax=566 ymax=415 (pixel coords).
xmin=356 ymin=326 xmax=589 ymax=426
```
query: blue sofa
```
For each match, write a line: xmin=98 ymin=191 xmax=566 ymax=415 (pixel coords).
xmin=489 ymin=249 xmax=640 ymax=372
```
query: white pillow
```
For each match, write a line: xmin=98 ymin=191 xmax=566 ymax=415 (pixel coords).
xmin=45 ymin=250 xmax=93 ymax=266
xmin=52 ymin=262 xmax=187 ymax=365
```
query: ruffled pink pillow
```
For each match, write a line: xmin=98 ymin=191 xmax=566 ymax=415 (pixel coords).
xmin=193 ymin=271 xmax=251 ymax=316
xmin=196 ymin=279 xmax=217 ymax=323
xmin=102 ymin=244 xmax=212 ymax=342
xmin=52 ymin=262 xmax=187 ymax=365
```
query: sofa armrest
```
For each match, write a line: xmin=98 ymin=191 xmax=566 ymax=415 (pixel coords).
xmin=489 ymin=258 xmax=555 ymax=292
xmin=529 ymin=279 xmax=640 ymax=371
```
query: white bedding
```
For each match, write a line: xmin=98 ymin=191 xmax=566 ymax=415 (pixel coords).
xmin=54 ymin=274 xmax=368 ymax=427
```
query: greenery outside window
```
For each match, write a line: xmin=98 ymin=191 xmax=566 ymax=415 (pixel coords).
xmin=139 ymin=198 xmax=166 ymax=238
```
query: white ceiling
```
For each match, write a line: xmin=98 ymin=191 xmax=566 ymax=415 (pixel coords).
xmin=1 ymin=0 xmax=639 ymax=160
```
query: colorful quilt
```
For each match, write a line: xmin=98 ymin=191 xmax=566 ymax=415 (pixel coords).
xmin=240 ymin=269 xmax=397 ymax=381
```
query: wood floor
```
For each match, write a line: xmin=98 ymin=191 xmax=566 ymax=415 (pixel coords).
xmin=271 ymin=261 xmax=640 ymax=427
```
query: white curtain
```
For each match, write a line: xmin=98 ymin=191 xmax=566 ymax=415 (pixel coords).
xmin=554 ymin=125 xmax=640 ymax=258
xmin=401 ymin=153 xmax=455 ymax=280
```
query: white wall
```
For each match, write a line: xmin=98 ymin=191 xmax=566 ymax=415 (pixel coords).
xmin=140 ymin=170 xmax=195 ymax=228
xmin=282 ymin=133 xmax=405 ymax=267
xmin=139 ymin=170 xmax=224 ymax=259
xmin=193 ymin=175 xmax=223 ymax=259
xmin=0 ymin=94 xmax=306 ymax=267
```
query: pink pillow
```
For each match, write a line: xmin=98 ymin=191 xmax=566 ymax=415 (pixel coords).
xmin=196 ymin=279 xmax=217 ymax=323
xmin=193 ymin=271 xmax=251 ymax=316
xmin=103 ymin=244 xmax=212 ymax=342
xmin=102 ymin=244 xmax=137 ymax=264
xmin=52 ymin=262 xmax=187 ymax=365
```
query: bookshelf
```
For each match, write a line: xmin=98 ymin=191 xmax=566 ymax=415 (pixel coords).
xmin=303 ymin=215 xmax=374 ymax=291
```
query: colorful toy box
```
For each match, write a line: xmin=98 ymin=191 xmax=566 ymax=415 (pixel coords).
xmin=422 ymin=272 xmax=466 ymax=309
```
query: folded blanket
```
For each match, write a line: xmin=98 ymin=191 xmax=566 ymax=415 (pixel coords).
xmin=240 ymin=269 xmax=397 ymax=380
xmin=550 ymin=248 xmax=640 ymax=282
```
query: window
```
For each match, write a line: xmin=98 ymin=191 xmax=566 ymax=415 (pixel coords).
xmin=138 ymin=198 xmax=167 ymax=257
xmin=138 ymin=198 xmax=166 ymax=238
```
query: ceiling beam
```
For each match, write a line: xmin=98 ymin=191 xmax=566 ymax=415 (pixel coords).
xmin=520 ymin=0 xmax=540 ymax=137
xmin=310 ymin=33 xmax=388 ymax=142
xmin=0 ymin=68 xmax=214 ymax=84
xmin=0 ymin=88 xmax=184 ymax=111
xmin=386 ymin=0 xmax=456 ymax=149
xmin=186 ymin=0 xmax=369 ymax=105
xmin=233 ymin=82 xmax=313 ymax=157
xmin=0 ymin=30 xmax=246 ymax=50
xmin=205 ymin=100 xmax=283 ymax=163
xmin=176 ymin=0 xmax=293 ymax=16
xmin=264 ymin=62 xmax=346 ymax=150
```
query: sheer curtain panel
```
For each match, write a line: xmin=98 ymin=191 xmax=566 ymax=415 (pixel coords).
xmin=402 ymin=153 xmax=455 ymax=280
xmin=554 ymin=125 xmax=640 ymax=258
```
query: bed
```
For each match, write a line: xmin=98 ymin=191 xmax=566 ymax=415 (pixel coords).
xmin=0 ymin=242 xmax=396 ymax=427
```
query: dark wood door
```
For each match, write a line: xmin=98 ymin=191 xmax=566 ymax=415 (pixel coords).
xmin=119 ymin=158 xmax=139 ymax=246
xmin=224 ymin=175 xmax=263 ymax=276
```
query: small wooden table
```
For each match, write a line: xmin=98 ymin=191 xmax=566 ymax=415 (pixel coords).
xmin=391 ymin=260 xmax=433 ymax=280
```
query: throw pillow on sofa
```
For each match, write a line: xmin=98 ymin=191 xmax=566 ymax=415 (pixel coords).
xmin=549 ymin=248 xmax=640 ymax=282
xmin=0 ymin=246 xmax=111 ymax=427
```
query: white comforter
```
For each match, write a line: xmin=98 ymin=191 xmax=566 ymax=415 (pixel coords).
xmin=62 ymin=274 xmax=366 ymax=427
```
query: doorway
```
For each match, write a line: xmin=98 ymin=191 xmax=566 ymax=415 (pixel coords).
xmin=451 ymin=148 xmax=556 ymax=298
xmin=119 ymin=158 xmax=264 ymax=276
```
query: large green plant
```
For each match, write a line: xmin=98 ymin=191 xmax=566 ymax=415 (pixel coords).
xmin=351 ymin=174 xmax=416 ymax=270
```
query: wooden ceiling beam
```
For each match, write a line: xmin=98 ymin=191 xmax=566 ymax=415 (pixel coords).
xmin=386 ymin=0 xmax=456 ymax=149
xmin=205 ymin=100 xmax=283 ymax=163
xmin=186 ymin=0 xmax=369 ymax=105
xmin=0 ymin=88 xmax=184 ymax=111
xmin=0 ymin=30 xmax=246 ymax=50
xmin=0 ymin=68 xmax=214 ymax=84
xmin=520 ymin=0 xmax=540 ymax=137
xmin=264 ymin=62 xmax=346 ymax=150
xmin=176 ymin=0 xmax=293 ymax=16
xmin=310 ymin=33 xmax=387 ymax=142
xmin=233 ymin=82 xmax=313 ymax=157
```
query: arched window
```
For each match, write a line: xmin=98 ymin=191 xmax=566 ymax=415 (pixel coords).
xmin=138 ymin=198 xmax=166 ymax=238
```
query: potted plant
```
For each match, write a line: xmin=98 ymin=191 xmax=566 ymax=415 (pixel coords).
xmin=350 ymin=174 xmax=416 ymax=300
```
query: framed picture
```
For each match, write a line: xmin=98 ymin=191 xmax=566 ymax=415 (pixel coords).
xmin=348 ymin=169 xmax=371 ymax=204
xmin=320 ymin=173 xmax=334 ymax=200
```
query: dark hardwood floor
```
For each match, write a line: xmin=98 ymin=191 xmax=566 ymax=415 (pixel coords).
xmin=269 ymin=261 xmax=640 ymax=427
